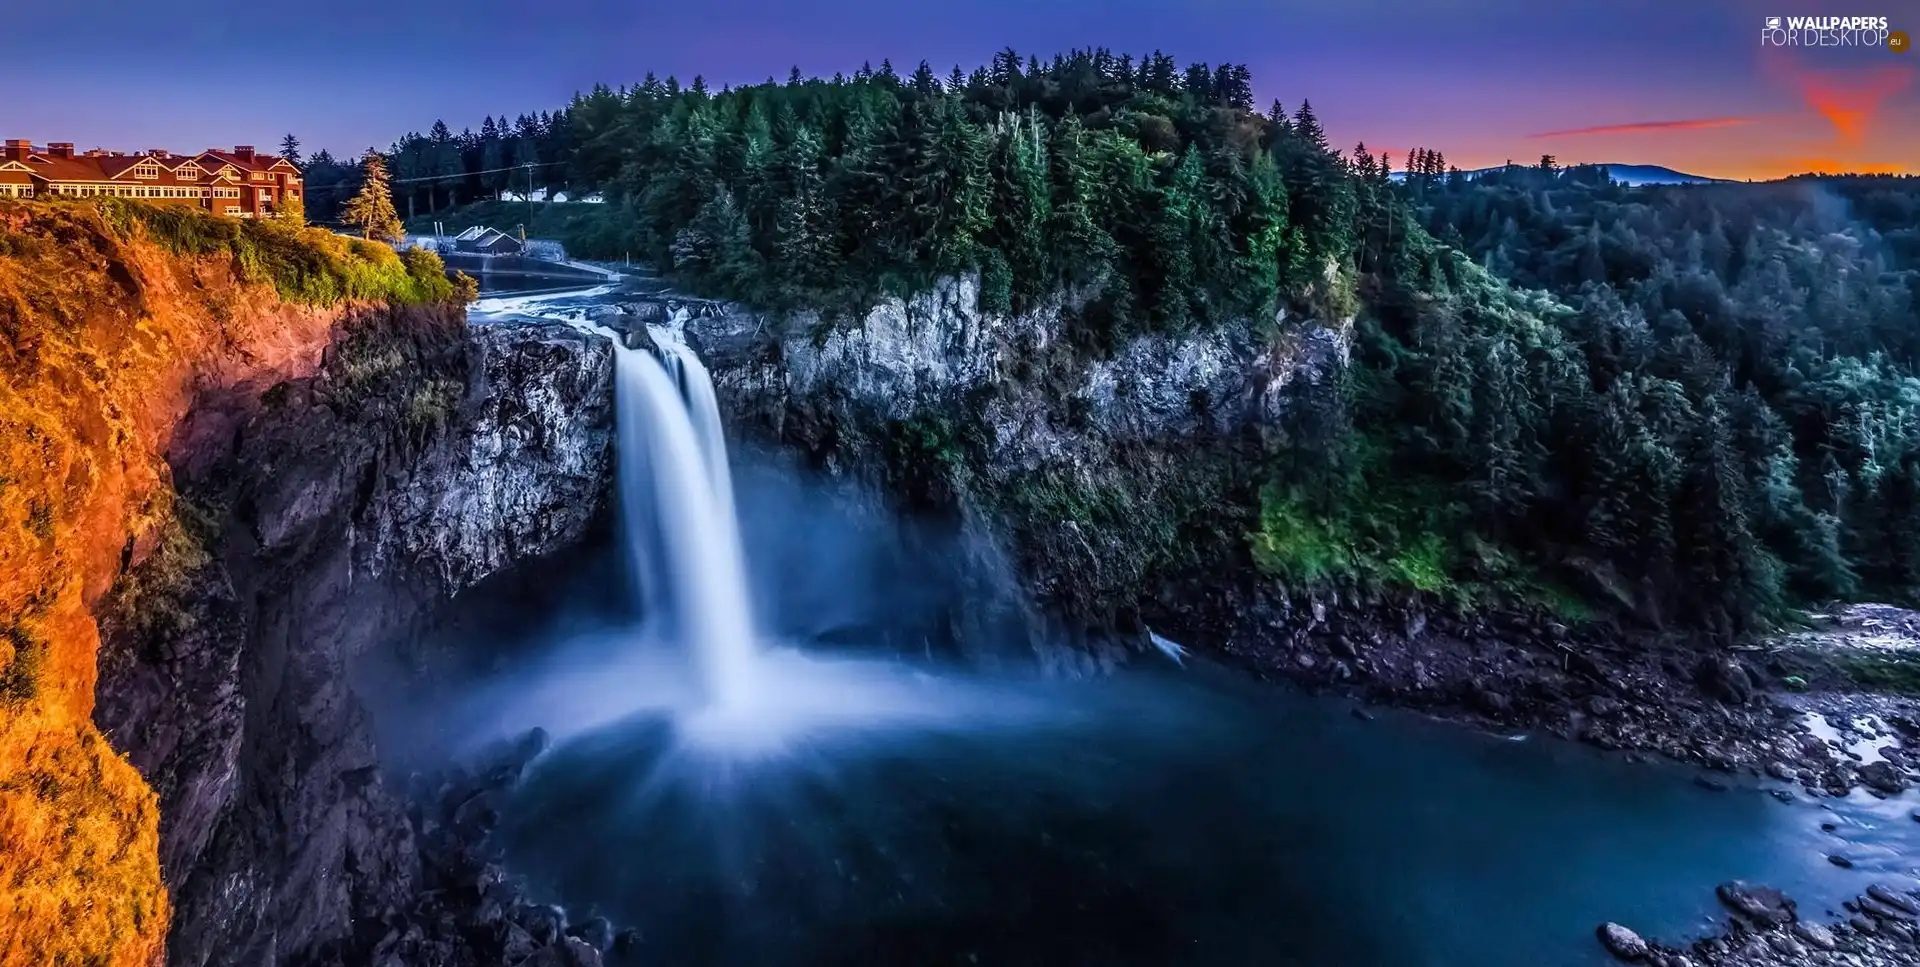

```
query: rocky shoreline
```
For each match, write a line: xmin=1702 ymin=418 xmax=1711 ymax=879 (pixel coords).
xmin=1162 ymin=594 xmax=1920 ymax=966
xmin=1174 ymin=596 xmax=1920 ymax=798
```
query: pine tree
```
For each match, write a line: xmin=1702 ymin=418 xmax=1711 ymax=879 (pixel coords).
xmin=342 ymin=149 xmax=403 ymax=242
xmin=279 ymin=133 xmax=302 ymax=168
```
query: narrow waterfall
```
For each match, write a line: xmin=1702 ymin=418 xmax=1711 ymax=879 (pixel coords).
xmin=605 ymin=332 xmax=760 ymax=711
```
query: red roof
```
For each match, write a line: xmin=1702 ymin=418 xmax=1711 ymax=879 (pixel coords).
xmin=24 ymin=154 xmax=111 ymax=183
xmin=198 ymin=150 xmax=299 ymax=175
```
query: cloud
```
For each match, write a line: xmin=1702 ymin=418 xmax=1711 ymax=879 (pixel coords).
xmin=1527 ymin=117 xmax=1763 ymax=139
xmin=1790 ymin=66 xmax=1914 ymax=144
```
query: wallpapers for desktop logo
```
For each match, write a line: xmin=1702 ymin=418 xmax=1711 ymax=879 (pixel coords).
xmin=1760 ymin=15 xmax=1905 ymax=50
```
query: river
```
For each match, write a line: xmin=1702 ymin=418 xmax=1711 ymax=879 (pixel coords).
xmin=422 ymin=283 xmax=1920 ymax=967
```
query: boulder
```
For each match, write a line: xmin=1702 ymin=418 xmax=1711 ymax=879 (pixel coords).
xmin=1793 ymin=921 xmax=1837 ymax=950
xmin=1858 ymin=760 xmax=1908 ymax=795
xmin=1716 ymin=881 xmax=1796 ymax=926
xmin=1695 ymin=655 xmax=1754 ymax=705
xmin=570 ymin=916 xmax=616 ymax=953
xmin=1596 ymin=922 xmax=1650 ymax=961
xmin=525 ymin=938 xmax=604 ymax=967
xmin=518 ymin=904 xmax=567 ymax=945
xmin=1869 ymin=884 xmax=1920 ymax=916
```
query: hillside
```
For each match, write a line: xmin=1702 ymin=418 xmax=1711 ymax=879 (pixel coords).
xmin=381 ymin=51 xmax=1920 ymax=640
xmin=0 ymin=200 xmax=460 ymax=967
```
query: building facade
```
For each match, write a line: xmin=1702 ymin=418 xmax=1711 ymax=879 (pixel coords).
xmin=0 ymin=140 xmax=302 ymax=218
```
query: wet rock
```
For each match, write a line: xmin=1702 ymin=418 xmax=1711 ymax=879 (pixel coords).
xmin=1794 ymin=921 xmax=1838 ymax=950
xmin=1695 ymin=655 xmax=1754 ymax=705
xmin=1861 ymin=895 xmax=1915 ymax=922
xmin=502 ymin=924 xmax=541 ymax=963
xmin=1831 ymin=854 xmax=1856 ymax=869
xmin=1859 ymin=760 xmax=1908 ymax=795
xmin=1852 ymin=914 xmax=1879 ymax=935
xmin=1768 ymin=933 xmax=1806 ymax=958
xmin=1883 ymin=920 xmax=1915 ymax=943
xmin=1596 ymin=922 xmax=1650 ymax=961
xmin=1869 ymin=884 xmax=1920 ymax=916
xmin=570 ymin=916 xmax=616 ymax=953
xmin=1765 ymin=761 xmax=1799 ymax=783
xmin=1470 ymin=686 xmax=1512 ymax=717
xmin=613 ymin=929 xmax=644 ymax=956
xmin=452 ymin=790 xmax=500 ymax=833
xmin=1587 ymin=696 xmax=1625 ymax=718
xmin=526 ymin=937 xmax=604 ymax=967
xmin=519 ymin=904 xmax=567 ymax=945
xmin=1716 ymin=881 xmax=1797 ymax=926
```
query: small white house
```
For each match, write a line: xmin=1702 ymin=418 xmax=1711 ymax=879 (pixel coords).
xmin=500 ymin=188 xmax=605 ymax=204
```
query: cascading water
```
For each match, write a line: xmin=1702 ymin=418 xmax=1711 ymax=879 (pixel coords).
xmin=603 ymin=329 xmax=760 ymax=712
xmin=467 ymin=288 xmax=1066 ymax=755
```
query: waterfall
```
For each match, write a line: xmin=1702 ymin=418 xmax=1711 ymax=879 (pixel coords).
xmin=605 ymin=332 xmax=760 ymax=712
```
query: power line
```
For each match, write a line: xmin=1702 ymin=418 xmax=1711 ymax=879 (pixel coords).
xmin=386 ymin=161 xmax=566 ymax=185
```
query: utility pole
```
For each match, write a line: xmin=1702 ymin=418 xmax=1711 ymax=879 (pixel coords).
xmin=524 ymin=163 xmax=534 ymax=236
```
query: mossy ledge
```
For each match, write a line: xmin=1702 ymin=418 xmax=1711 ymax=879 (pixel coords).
xmin=0 ymin=199 xmax=464 ymax=967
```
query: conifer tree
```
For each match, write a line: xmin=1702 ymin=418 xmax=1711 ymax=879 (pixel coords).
xmin=342 ymin=149 xmax=403 ymax=242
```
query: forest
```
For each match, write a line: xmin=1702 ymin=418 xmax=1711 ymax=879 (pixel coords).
xmin=309 ymin=48 xmax=1920 ymax=635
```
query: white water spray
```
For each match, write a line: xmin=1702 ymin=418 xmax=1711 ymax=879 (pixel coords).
xmin=603 ymin=330 xmax=760 ymax=712
xmin=460 ymin=289 xmax=1080 ymax=761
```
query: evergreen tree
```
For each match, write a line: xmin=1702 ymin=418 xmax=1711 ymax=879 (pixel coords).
xmin=279 ymin=133 xmax=302 ymax=168
xmin=341 ymin=149 xmax=403 ymax=242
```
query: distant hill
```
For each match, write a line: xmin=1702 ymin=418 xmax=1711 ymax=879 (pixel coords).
xmin=1392 ymin=163 xmax=1730 ymax=186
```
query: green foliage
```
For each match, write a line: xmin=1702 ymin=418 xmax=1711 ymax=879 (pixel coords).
xmin=390 ymin=48 xmax=1361 ymax=339
xmin=341 ymin=150 xmax=403 ymax=242
xmin=1838 ymin=653 xmax=1920 ymax=696
xmin=98 ymin=198 xmax=457 ymax=307
xmin=103 ymin=500 xmax=216 ymax=643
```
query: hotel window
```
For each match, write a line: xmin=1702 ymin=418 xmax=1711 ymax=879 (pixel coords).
xmin=134 ymin=164 xmax=160 ymax=179
xmin=177 ymin=168 xmax=197 ymax=180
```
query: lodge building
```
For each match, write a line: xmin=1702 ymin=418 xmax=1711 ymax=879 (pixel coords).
xmin=0 ymin=140 xmax=303 ymax=218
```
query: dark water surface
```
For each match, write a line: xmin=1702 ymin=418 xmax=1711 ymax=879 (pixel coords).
xmin=490 ymin=661 xmax=1918 ymax=967
xmin=433 ymin=283 xmax=1920 ymax=967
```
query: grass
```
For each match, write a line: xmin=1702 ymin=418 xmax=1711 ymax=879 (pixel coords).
xmin=96 ymin=197 xmax=459 ymax=307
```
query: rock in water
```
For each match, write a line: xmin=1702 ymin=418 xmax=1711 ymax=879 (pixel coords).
xmin=526 ymin=938 xmax=604 ymax=967
xmin=570 ymin=916 xmax=615 ymax=953
xmin=1869 ymin=884 xmax=1920 ymax=915
xmin=1716 ymin=881 xmax=1797 ymax=926
xmin=1858 ymin=760 xmax=1908 ymax=795
xmin=1596 ymin=922 xmax=1650 ymax=961
xmin=1793 ymin=921 xmax=1838 ymax=950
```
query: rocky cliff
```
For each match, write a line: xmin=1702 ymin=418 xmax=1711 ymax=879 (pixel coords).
xmin=676 ymin=273 xmax=1351 ymax=637
xmin=94 ymin=316 xmax=612 ymax=967
xmin=0 ymin=201 xmax=614 ymax=967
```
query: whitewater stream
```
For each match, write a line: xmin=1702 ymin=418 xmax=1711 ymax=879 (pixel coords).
xmin=433 ymin=285 xmax=1920 ymax=966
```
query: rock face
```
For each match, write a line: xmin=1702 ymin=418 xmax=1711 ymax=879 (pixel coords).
xmin=683 ymin=272 xmax=1351 ymax=631
xmin=94 ymin=317 xmax=614 ymax=967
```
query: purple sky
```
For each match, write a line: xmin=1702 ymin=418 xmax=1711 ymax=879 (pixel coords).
xmin=7 ymin=0 xmax=1915 ymax=179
